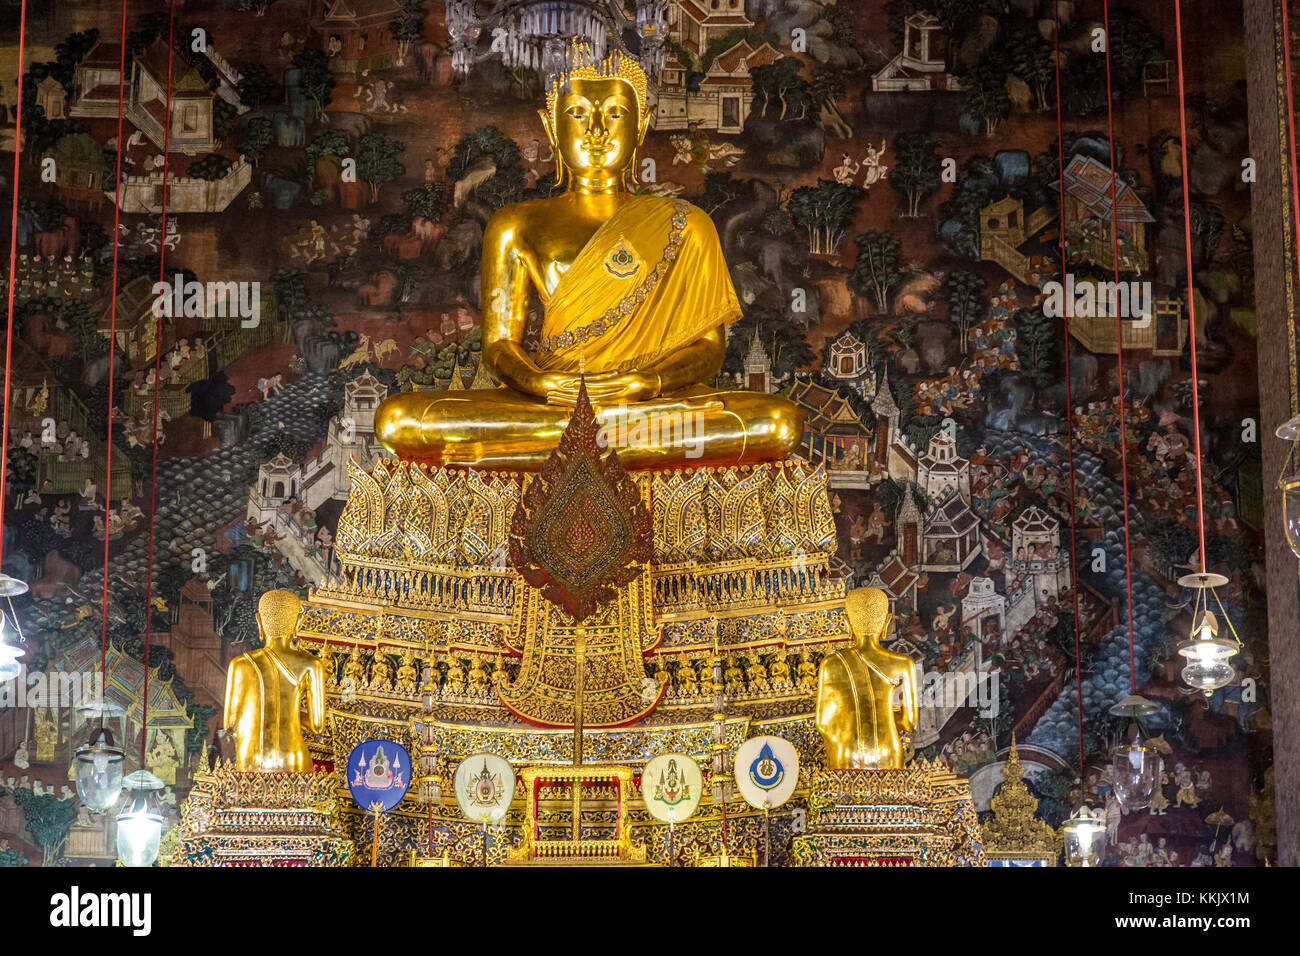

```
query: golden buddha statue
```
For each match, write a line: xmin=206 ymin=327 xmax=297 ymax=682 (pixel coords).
xmin=374 ymin=48 xmax=802 ymax=470
xmin=222 ymin=590 xmax=326 ymax=773
xmin=815 ymin=588 xmax=919 ymax=770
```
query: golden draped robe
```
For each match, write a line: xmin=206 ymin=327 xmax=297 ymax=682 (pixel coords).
xmin=532 ymin=195 xmax=743 ymax=373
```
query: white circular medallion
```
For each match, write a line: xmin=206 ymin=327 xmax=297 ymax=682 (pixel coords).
xmin=735 ymin=735 xmax=799 ymax=810
xmin=641 ymin=753 xmax=703 ymax=823
xmin=453 ymin=752 xmax=515 ymax=824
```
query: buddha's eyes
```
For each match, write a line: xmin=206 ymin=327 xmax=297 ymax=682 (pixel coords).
xmin=565 ymin=105 xmax=587 ymax=120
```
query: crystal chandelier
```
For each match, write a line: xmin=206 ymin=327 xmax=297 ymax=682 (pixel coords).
xmin=447 ymin=0 xmax=670 ymax=84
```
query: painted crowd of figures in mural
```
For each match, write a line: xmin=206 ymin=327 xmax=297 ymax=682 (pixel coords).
xmin=0 ymin=0 xmax=1276 ymax=866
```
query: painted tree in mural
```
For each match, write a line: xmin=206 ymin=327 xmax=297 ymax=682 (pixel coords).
xmin=959 ymin=52 xmax=1010 ymax=136
xmin=293 ymin=49 xmax=335 ymax=123
xmin=1006 ymin=29 xmax=1056 ymax=112
xmin=356 ymin=134 xmax=406 ymax=204
xmin=390 ymin=0 xmax=425 ymax=67
xmin=697 ymin=172 xmax=743 ymax=214
xmin=1014 ymin=306 xmax=1058 ymax=387
xmin=13 ymin=789 xmax=76 ymax=866
xmin=891 ymin=132 xmax=941 ymax=218
xmin=750 ymin=57 xmax=814 ymax=122
xmin=190 ymin=153 xmax=233 ymax=181
xmin=947 ymin=270 xmax=986 ymax=355
xmin=1106 ymin=9 xmax=1164 ymax=94
xmin=236 ymin=61 xmax=273 ymax=107
xmin=788 ymin=179 xmax=863 ymax=255
xmin=850 ymin=231 xmax=903 ymax=314
xmin=809 ymin=69 xmax=852 ymax=138
xmin=448 ymin=126 xmax=521 ymax=178
xmin=403 ymin=182 xmax=449 ymax=222
xmin=241 ymin=116 xmax=273 ymax=167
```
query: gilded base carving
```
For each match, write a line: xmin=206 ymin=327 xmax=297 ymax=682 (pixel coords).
xmin=172 ymin=763 xmax=354 ymax=867
xmin=791 ymin=764 xmax=987 ymax=867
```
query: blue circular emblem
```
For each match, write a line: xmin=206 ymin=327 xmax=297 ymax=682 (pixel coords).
xmin=346 ymin=739 xmax=412 ymax=812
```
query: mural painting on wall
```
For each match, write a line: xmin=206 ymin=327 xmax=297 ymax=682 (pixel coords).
xmin=0 ymin=0 xmax=1273 ymax=867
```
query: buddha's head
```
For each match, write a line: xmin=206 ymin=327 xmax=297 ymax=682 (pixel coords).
xmin=256 ymin=589 xmax=303 ymax=649
xmin=845 ymin=587 xmax=891 ymax=649
xmin=541 ymin=47 xmax=651 ymax=189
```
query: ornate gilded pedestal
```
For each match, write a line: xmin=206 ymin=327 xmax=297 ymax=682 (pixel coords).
xmin=979 ymin=738 xmax=1060 ymax=866
xmin=790 ymin=764 xmax=987 ymax=867
xmin=505 ymin=765 xmax=648 ymax=864
xmin=296 ymin=454 xmax=848 ymax=864
xmin=171 ymin=762 xmax=354 ymax=867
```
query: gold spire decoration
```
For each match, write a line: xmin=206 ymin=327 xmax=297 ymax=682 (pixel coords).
xmin=447 ymin=356 xmax=465 ymax=391
xmin=980 ymin=736 xmax=1060 ymax=862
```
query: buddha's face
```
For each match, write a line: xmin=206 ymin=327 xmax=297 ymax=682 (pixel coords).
xmin=548 ymin=77 xmax=644 ymax=181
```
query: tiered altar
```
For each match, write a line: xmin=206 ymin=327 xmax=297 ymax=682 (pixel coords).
xmin=296 ymin=454 xmax=851 ymax=864
xmin=173 ymin=46 xmax=987 ymax=867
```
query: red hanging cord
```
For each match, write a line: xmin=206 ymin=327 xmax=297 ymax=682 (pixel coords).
xmin=1172 ymin=0 xmax=1207 ymax=571
xmin=140 ymin=0 xmax=179 ymax=767
xmin=101 ymin=0 xmax=129 ymax=685
xmin=1279 ymin=0 xmax=1300 ymax=417
xmin=1101 ymin=0 xmax=1139 ymax=692
xmin=1052 ymin=0 xmax=1087 ymax=779
xmin=0 ymin=0 xmax=29 ymax=572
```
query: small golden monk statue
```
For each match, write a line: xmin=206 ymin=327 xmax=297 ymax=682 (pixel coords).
xmin=374 ymin=46 xmax=802 ymax=469
xmin=222 ymin=590 xmax=326 ymax=772
xmin=816 ymin=587 xmax=919 ymax=770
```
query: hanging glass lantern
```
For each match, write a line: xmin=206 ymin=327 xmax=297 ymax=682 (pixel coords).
xmin=116 ymin=770 xmax=165 ymax=867
xmin=1176 ymin=572 xmax=1239 ymax=697
xmin=0 ymin=576 xmax=29 ymax=683
xmin=1061 ymin=805 xmax=1107 ymax=867
xmin=0 ymin=573 xmax=29 ymax=597
xmin=0 ymin=623 xmax=22 ymax=683
xmin=1107 ymin=694 xmax=1160 ymax=811
xmin=1276 ymin=414 xmax=1300 ymax=558
xmin=75 ymin=726 xmax=125 ymax=813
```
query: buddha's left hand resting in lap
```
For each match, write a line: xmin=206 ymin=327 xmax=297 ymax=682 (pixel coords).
xmin=374 ymin=50 xmax=804 ymax=471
